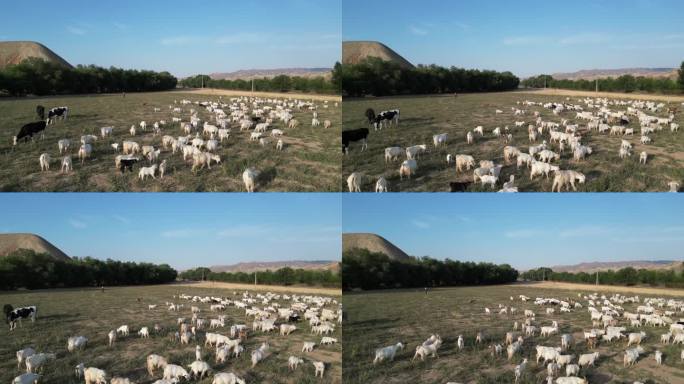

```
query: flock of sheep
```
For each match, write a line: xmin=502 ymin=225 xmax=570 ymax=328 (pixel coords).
xmin=21 ymin=95 xmax=336 ymax=192
xmin=370 ymin=292 xmax=684 ymax=383
xmin=345 ymin=97 xmax=682 ymax=192
xmin=11 ymin=290 xmax=341 ymax=384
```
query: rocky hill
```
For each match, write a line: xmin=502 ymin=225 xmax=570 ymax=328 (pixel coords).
xmin=209 ymin=68 xmax=331 ymax=80
xmin=342 ymin=233 xmax=410 ymax=260
xmin=552 ymin=68 xmax=677 ymax=81
xmin=0 ymin=41 xmax=72 ymax=69
xmin=342 ymin=41 xmax=414 ymax=69
xmin=550 ymin=260 xmax=681 ymax=273
xmin=0 ymin=233 xmax=70 ymax=260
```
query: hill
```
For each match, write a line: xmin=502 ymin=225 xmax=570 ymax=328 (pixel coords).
xmin=209 ymin=68 xmax=331 ymax=81
xmin=0 ymin=41 xmax=72 ymax=69
xmin=551 ymin=68 xmax=677 ymax=81
xmin=0 ymin=233 xmax=70 ymax=260
xmin=342 ymin=233 xmax=410 ymax=260
xmin=342 ymin=41 xmax=414 ymax=69
xmin=550 ymin=260 xmax=682 ymax=273
xmin=210 ymin=260 xmax=338 ymax=273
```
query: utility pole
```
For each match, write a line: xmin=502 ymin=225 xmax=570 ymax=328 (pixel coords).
xmin=254 ymin=271 xmax=257 ymax=286
xmin=251 ymin=79 xmax=255 ymax=93
xmin=596 ymin=271 xmax=599 ymax=286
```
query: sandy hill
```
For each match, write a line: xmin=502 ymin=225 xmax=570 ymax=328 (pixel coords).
xmin=552 ymin=68 xmax=677 ymax=81
xmin=550 ymin=260 xmax=682 ymax=273
xmin=342 ymin=41 xmax=414 ymax=69
xmin=209 ymin=68 xmax=331 ymax=81
xmin=0 ymin=41 xmax=72 ymax=69
xmin=0 ymin=233 xmax=70 ymax=260
xmin=210 ymin=260 xmax=338 ymax=273
xmin=342 ymin=233 xmax=410 ymax=260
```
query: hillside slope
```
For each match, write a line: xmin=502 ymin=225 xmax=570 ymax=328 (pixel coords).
xmin=209 ymin=68 xmax=331 ymax=80
xmin=210 ymin=260 xmax=338 ymax=273
xmin=342 ymin=233 xmax=410 ymax=260
xmin=0 ymin=233 xmax=70 ymax=260
xmin=342 ymin=41 xmax=414 ymax=69
xmin=552 ymin=68 xmax=677 ymax=81
xmin=550 ymin=260 xmax=682 ymax=273
xmin=0 ymin=41 xmax=72 ymax=69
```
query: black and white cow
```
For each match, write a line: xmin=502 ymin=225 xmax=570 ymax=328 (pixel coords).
xmin=342 ymin=128 xmax=369 ymax=154
xmin=4 ymin=305 xmax=37 ymax=331
xmin=372 ymin=109 xmax=400 ymax=130
xmin=13 ymin=120 xmax=48 ymax=145
xmin=47 ymin=106 xmax=69 ymax=124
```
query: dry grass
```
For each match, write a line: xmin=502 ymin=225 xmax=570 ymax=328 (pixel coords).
xmin=343 ymin=284 xmax=684 ymax=384
xmin=0 ymin=91 xmax=341 ymax=191
xmin=342 ymin=92 xmax=684 ymax=191
xmin=1 ymin=284 xmax=341 ymax=384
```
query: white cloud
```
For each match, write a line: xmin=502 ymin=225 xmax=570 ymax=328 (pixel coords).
xmin=113 ymin=215 xmax=130 ymax=225
xmin=215 ymin=33 xmax=265 ymax=45
xmin=503 ymin=36 xmax=548 ymax=46
xmin=113 ymin=22 xmax=128 ymax=30
xmin=216 ymin=225 xmax=270 ymax=238
xmin=161 ymin=36 xmax=197 ymax=46
xmin=67 ymin=26 xmax=86 ymax=35
xmin=412 ymin=220 xmax=430 ymax=229
xmin=559 ymin=33 xmax=610 ymax=45
xmin=69 ymin=219 xmax=87 ymax=229
xmin=409 ymin=25 xmax=428 ymax=36
xmin=504 ymin=229 xmax=545 ymax=238
xmin=161 ymin=229 xmax=200 ymax=238
xmin=559 ymin=225 xmax=612 ymax=238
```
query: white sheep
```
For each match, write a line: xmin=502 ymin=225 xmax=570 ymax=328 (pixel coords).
xmin=555 ymin=378 xmax=587 ymax=384
xmin=655 ymin=350 xmax=662 ymax=365
xmin=578 ymin=351 xmax=599 ymax=367
xmin=251 ymin=342 xmax=269 ymax=367
xmin=433 ymin=133 xmax=448 ymax=147
xmin=130 ymin=125 xmax=136 ymax=136
xmin=627 ymin=331 xmax=646 ymax=346
xmin=188 ymin=360 xmax=211 ymax=379
xmin=385 ymin=147 xmax=404 ymax=162
xmin=302 ymin=341 xmax=316 ymax=353
xmin=138 ymin=164 xmax=157 ymax=180
xmin=111 ymin=378 xmax=133 ymax=384
xmin=67 ymin=336 xmax=88 ymax=352
xmin=374 ymin=342 xmax=403 ymax=364
xmin=147 ymin=354 xmax=168 ymax=376
xmin=211 ymin=372 xmax=246 ymax=384
xmin=668 ymin=181 xmax=680 ymax=192
xmin=163 ymin=364 xmax=189 ymax=381
xmin=108 ymin=330 xmax=116 ymax=346
xmin=466 ymin=131 xmax=474 ymax=144
xmin=78 ymin=144 xmax=92 ymax=163
xmin=58 ymin=138 xmax=71 ymax=154
xmin=514 ymin=358 xmax=528 ymax=383
xmin=288 ymin=356 xmax=304 ymax=370
xmin=25 ymin=353 xmax=55 ymax=373
xmin=84 ymin=367 xmax=107 ymax=384
xmin=375 ymin=177 xmax=389 ymax=192
xmin=399 ymin=159 xmax=417 ymax=180
xmin=243 ymin=167 xmax=259 ymax=192
xmin=640 ymin=135 xmax=652 ymax=144
xmin=12 ymin=373 xmax=41 ymax=384
xmin=139 ymin=327 xmax=150 ymax=338
xmin=565 ymin=363 xmax=579 ymax=376
xmin=552 ymin=170 xmax=585 ymax=192
xmin=39 ymin=153 xmax=50 ymax=171
xmin=347 ymin=172 xmax=363 ymax=192
xmin=16 ymin=347 xmax=35 ymax=369
xmin=100 ymin=126 xmax=113 ymax=138
xmin=312 ymin=361 xmax=325 ymax=378
xmin=455 ymin=154 xmax=475 ymax=172
xmin=413 ymin=337 xmax=442 ymax=361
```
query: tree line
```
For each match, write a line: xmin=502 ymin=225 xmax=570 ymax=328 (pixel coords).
xmin=0 ymin=58 xmax=178 ymax=96
xmin=339 ymin=57 xmax=520 ymax=97
xmin=179 ymin=72 xmax=340 ymax=95
xmin=520 ymin=265 xmax=684 ymax=288
xmin=179 ymin=266 xmax=341 ymax=288
xmin=0 ymin=249 xmax=177 ymax=290
xmin=342 ymin=248 xmax=519 ymax=291
xmin=522 ymin=62 xmax=684 ymax=94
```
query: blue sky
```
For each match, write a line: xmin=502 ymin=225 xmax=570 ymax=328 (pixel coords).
xmin=343 ymin=0 xmax=684 ymax=77
xmin=0 ymin=194 xmax=341 ymax=270
xmin=0 ymin=0 xmax=341 ymax=77
xmin=342 ymin=194 xmax=684 ymax=270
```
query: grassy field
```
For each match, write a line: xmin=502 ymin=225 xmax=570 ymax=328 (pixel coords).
xmin=1 ymin=284 xmax=341 ymax=384
xmin=0 ymin=91 xmax=341 ymax=191
xmin=342 ymin=92 xmax=684 ymax=191
xmin=343 ymin=284 xmax=684 ymax=384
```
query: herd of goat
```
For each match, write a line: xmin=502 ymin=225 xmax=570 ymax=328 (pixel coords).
xmin=11 ymin=96 xmax=336 ymax=192
xmin=8 ymin=290 xmax=341 ymax=384
xmin=370 ymin=292 xmax=684 ymax=384
xmin=343 ymin=98 xmax=683 ymax=192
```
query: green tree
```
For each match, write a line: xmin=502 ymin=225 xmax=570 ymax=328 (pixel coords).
xmin=679 ymin=61 xmax=684 ymax=91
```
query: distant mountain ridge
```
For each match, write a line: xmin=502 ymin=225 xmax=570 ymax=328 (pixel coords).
xmin=0 ymin=41 xmax=72 ymax=69
xmin=550 ymin=260 xmax=682 ymax=273
xmin=0 ymin=233 xmax=71 ymax=260
xmin=552 ymin=68 xmax=677 ymax=81
xmin=209 ymin=68 xmax=331 ymax=80
xmin=342 ymin=41 xmax=415 ymax=69
xmin=210 ymin=260 xmax=338 ymax=273
xmin=342 ymin=233 xmax=410 ymax=260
